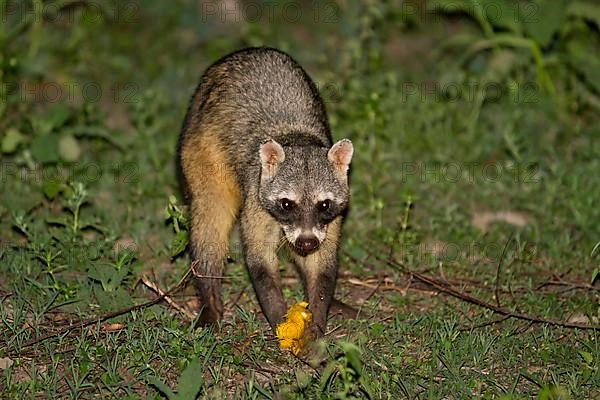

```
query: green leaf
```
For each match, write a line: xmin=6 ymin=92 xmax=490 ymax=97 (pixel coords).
xmin=31 ymin=118 xmax=55 ymax=136
xmin=176 ymin=358 xmax=203 ymax=400
xmin=522 ymin=0 xmax=568 ymax=47
xmin=340 ymin=342 xmax=362 ymax=376
xmin=88 ymin=265 xmax=112 ymax=287
xmin=43 ymin=180 xmax=62 ymax=200
xmin=170 ymin=231 xmax=189 ymax=257
xmin=481 ymin=0 xmax=522 ymax=33
xmin=370 ymin=322 xmax=384 ymax=336
xmin=58 ymin=134 xmax=81 ymax=162
xmin=428 ymin=0 xmax=495 ymax=36
xmin=592 ymin=241 xmax=600 ymax=257
xmin=577 ymin=59 xmax=600 ymax=93
xmin=46 ymin=103 xmax=71 ymax=130
xmin=93 ymin=286 xmax=133 ymax=312
xmin=30 ymin=134 xmax=60 ymax=164
xmin=2 ymin=128 xmax=26 ymax=154
xmin=567 ymin=42 xmax=600 ymax=93
xmin=592 ymin=267 xmax=599 ymax=284
xmin=537 ymin=385 xmax=571 ymax=400
xmin=319 ymin=362 xmax=337 ymax=392
xmin=357 ymin=374 xmax=375 ymax=399
xmin=578 ymin=350 xmax=593 ymax=364
xmin=568 ymin=1 xmax=600 ymax=28
xmin=88 ymin=264 xmax=129 ymax=292
xmin=294 ymin=368 xmax=312 ymax=389
xmin=147 ymin=376 xmax=175 ymax=400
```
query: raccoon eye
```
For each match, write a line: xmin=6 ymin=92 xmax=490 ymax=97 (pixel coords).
xmin=318 ymin=200 xmax=331 ymax=212
xmin=280 ymin=198 xmax=295 ymax=211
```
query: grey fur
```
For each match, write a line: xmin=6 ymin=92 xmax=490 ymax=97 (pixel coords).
xmin=177 ymin=47 xmax=353 ymax=335
xmin=180 ymin=48 xmax=331 ymax=189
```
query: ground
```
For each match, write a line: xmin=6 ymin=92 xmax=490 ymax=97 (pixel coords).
xmin=1 ymin=1 xmax=599 ymax=398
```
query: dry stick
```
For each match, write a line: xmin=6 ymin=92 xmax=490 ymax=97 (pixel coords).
xmin=363 ymin=245 xmax=600 ymax=331
xmin=375 ymin=256 xmax=600 ymax=329
xmin=536 ymin=280 xmax=599 ymax=292
xmin=141 ymin=275 xmax=195 ymax=320
xmin=344 ymin=277 xmax=403 ymax=293
xmin=364 ymin=277 xmax=385 ymax=302
xmin=7 ymin=267 xmax=194 ymax=354
xmin=495 ymin=234 xmax=513 ymax=307
xmin=345 ymin=274 xmax=519 ymax=296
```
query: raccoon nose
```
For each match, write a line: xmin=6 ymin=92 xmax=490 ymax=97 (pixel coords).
xmin=295 ymin=236 xmax=319 ymax=255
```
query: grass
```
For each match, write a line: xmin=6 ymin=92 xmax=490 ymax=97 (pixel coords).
xmin=1 ymin=0 xmax=599 ymax=398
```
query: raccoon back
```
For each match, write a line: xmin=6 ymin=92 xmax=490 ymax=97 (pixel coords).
xmin=180 ymin=48 xmax=333 ymax=166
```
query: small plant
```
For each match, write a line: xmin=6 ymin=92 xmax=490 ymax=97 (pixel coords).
xmin=320 ymin=342 xmax=373 ymax=399
xmin=389 ymin=194 xmax=418 ymax=263
xmin=45 ymin=181 xmax=95 ymax=236
xmin=536 ymin=385 xmax=571 ymax=400
xmin=66 ymin=182 xmax=87 ymax=233
xmin=398 ymin=194 xmax=416 ymax=246
xmin=148 ymin=358 xmax=203 ymax=400
xmin=165 ymin=195 xmax=189 ymax=258
xmin=12 ymin=212 xmax=30 ymax=239
xmin=29 ymin=248 xmax=75 ymax=300
xmin=429 ymin=0 xmax=600 ymax=108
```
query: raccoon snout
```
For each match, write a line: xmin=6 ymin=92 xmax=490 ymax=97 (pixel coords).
xmin=294 ymin=235 xmax=320 ymax=256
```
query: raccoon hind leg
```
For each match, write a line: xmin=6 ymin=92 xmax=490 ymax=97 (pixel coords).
xmin=181 ymin=131 xmax=241 ymax=326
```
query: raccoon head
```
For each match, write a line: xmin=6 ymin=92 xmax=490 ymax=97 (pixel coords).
xmin=258 ymin=138 xmax=353 ymax=256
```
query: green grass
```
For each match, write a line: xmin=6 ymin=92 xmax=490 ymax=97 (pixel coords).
xmin=1 ymin=0 xmax=599 ymax=398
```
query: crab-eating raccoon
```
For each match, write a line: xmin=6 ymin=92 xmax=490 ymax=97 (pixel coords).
xmin=177 ymin=47 xmax=353 ymax=336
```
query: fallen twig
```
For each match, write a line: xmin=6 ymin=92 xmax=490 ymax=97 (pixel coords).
xmin=141 ymin=275 xmax=195 ymax=320
xmin=364 ymin=276 xmax=385 ymax=302
xmin=392 ymin=260 xmax=599 ymax=330
xmin=359 ymin=243 xmax=600 ymax=331
xmin=5 ymin=266 xmax=194 ymax=355
xmin=535 ymin=280 xmax=599 ymax=292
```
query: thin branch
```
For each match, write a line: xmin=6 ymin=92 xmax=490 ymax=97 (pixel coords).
xmin=364 ymin=277 xmax=385 ymax=302
xmin=364 ymin=246 xmax=600 ymax=331
xmin=5 ymin=267 xmax=193 ymax=354
xmin=410 ymin=266 xmax=598 ymax=330
xmin=141 ymin=275 xmax=195 ymax=320
xmin=535 ymin=280 xmax=599 ymax=292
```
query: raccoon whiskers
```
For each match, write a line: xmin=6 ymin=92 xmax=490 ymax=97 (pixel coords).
xmin=275 ymin=235 xmax=288 ymax=253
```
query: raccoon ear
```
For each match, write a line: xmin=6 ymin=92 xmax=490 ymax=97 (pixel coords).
xmin=260 ymin=139 xmax=285 ymax=180
xmin=328 ymin=139 xmax=353 ymax=179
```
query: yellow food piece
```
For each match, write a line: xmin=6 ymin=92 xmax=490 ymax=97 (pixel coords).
xmin=276 ymin=301 xmax=312 ymax=355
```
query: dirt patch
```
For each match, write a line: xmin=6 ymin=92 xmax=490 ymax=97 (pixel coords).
xmin=471 ymin=210 xmax=530 ymax=232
